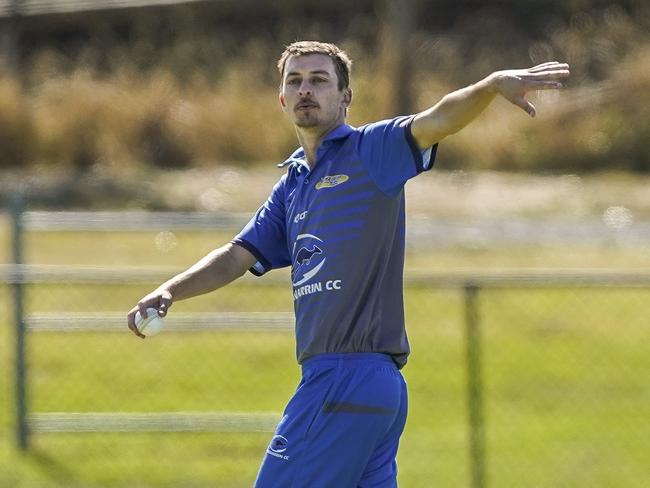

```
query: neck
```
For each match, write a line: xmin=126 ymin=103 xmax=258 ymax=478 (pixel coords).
xmin=295 ymin=116 xmax=345 ymax=168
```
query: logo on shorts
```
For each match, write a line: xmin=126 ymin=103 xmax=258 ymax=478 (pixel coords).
xmin=267 ymin=435 xmax=290 ymax=460
xmin=269 ymin=435 xmax=288 ymax=453
xmin=315 ymin=174 xmax=349 ymax=189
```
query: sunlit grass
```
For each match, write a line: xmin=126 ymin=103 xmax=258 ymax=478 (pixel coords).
xmin=1 ymin=280 xmax=649 ymax=487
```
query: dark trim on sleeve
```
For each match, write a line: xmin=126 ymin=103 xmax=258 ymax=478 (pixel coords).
xmin=423 ymin=143 xmax=439 ymax=172
xmin=404 ymin=116 xmax=439 ymax=173
xmin=403 ymin=116 xmax=425 ymax=174
xmin=230 ymin=238 xmax=272 ymax=276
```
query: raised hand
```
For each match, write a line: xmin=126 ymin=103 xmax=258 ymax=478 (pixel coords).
xmin=490 ymin=62 xmax=570 ymax=117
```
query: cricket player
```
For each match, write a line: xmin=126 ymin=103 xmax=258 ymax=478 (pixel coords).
xmin=128 ymin=41 xmax=569 ymax=487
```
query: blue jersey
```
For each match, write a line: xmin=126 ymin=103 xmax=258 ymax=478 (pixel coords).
xmin=232 ymin=116 xmax=437 ymax=368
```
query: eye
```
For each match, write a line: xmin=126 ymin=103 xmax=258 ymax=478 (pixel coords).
xmin=313 ymin=77 xmax=328 ymax=83
xmin=286 ymin=78 xmax=300 ymax=85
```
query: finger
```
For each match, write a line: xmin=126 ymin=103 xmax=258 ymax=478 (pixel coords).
xmin=158 ymin=294 xmax=173 ymax=317
xmin=127 ymin=307 xmax=146 ymax=339
xmin=138 ymin=301 xmax=149 ymax=322
xmin=528 ymin=62 xmax=560 ymax=72
xmin=524 ymin=70 xmax=571 ymax=81
xmin=526 ymin=101 xmax=537 ymax=118
xmin=528 ymin=62 xmax=569 ymax=72
xmin=127 ymin=307 xmax=137 ymax=328
xmin=511 ymin=96 xmax=536 ymax=117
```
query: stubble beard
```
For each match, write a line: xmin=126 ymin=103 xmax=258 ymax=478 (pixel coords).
xmin=294 ymin=113 xmax=320 ymax=128
xmin=295 ymin=119 xmax=319 ymax=128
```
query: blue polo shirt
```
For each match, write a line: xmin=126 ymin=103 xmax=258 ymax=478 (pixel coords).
xmin=232 ymin=116 xmax=437 ymax=368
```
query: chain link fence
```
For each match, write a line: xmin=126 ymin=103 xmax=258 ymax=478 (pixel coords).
xmin=2 ymin=201 xmax=650 ymax=487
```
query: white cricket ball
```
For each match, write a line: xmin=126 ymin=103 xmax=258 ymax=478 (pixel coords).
xmin=135 ymin=308 xmax=165 ymax=337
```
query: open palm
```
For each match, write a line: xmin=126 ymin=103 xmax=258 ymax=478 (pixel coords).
xmin=492 ymin=62 xmax=570 ymax=117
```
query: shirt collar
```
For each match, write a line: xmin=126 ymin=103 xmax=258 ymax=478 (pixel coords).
xmin=277 ymin=124 xmax=355 ymax=170
xmin=322 ymin=123 xmax=354 ymax=143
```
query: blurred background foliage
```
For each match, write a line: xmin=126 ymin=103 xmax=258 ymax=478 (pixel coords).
xmin=0 ymin=0 xmax=649 ymax=182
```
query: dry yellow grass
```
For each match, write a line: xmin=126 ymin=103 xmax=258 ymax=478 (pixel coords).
xmin=0 ymin=7 xmax=649 ymax=175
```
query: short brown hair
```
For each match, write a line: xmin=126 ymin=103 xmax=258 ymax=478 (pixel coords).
xmin=277 ymin=41 xmax=352 ymax=91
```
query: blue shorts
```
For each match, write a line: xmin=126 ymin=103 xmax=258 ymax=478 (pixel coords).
xmin=254 ymin=353 xmax=408 ymax=488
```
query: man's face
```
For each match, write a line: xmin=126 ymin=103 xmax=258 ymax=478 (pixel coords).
xmin=279 ymin=54 xmax=351 ymax=129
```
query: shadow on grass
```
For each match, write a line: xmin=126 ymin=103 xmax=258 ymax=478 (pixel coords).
xmin=26 ymin=448 xmax=77 ymax=486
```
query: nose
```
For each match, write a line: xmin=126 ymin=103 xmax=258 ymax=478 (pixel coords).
xmin=298 ymin=81 xmax=312 ymax=97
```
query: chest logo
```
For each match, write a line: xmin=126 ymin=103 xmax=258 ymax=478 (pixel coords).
xmin=315 ymin=174 xmax=349 ymax=190
xmin=292 ymin=234 xmax=326 ymax=287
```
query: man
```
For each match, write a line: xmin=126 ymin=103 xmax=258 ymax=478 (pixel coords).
xmin=127 ymin=41 xmax=569 ymax=487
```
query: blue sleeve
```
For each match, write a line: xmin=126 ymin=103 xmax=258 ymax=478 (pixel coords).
xmin=357 ymin=115 xmax=438 ymax=196
xmin=231 ymin=175 xmax=291 ymax=276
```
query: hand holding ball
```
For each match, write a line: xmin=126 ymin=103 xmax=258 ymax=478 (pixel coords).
xmin=134 ymin=308 xmax=165 ymax=337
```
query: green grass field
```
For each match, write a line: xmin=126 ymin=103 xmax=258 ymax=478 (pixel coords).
xmin=1 ymin=225 xmax=650 ymax=487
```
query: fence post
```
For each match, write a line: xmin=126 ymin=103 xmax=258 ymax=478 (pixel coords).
xmin=10 ymin=193 xmax=29 ymax=451
xmin=464 ymin=283 xmax=485 ymax=488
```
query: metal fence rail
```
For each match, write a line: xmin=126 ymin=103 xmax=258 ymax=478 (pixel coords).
xmin=9 ymin=210 xmax=650 ymax=247
xmin=0 ymin=0 xmax=209 ymax=17
xmin=0 ymin=263 xmax=287 ymax=284
xmin=24 ymin=312 xmax=294 ymax=332
xmin=20 ymin=210 xmax=251 ymax=231
xmin=4 ymin=263 xmax=650 ymax=287
xmin=29 ymin=412 xmax=280 ymax=433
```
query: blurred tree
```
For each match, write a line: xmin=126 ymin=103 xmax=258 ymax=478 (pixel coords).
xmin=381 ymin=0 xmax=416 ymax=115
xmin=0 ymin=0 xmax=23 ymax=73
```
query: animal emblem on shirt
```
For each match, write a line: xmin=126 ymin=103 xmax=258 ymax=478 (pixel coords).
xmin=292 ymin=245 xmax=323 ymax=281
xmin=295 ymin=245 xmax=322 ymax=266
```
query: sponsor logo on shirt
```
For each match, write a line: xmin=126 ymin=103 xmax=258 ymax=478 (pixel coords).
xmin=315 ymin=174 xmax=349 ymax=189
xmin=292 ymin=234 xmax=326 ymax=287
xmin=293 ymin=211 xmax=308 ymax=224
xmin=295 ymin=245 xmax=322 ymax=266
xmin=291 ymin=233 xmax=343 ymax=300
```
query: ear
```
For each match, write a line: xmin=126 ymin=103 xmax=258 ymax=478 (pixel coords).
xmin=342 ymin=88 xmax=353 ymax=108
xmin=279 ymin=92 xmax=287 ymax=111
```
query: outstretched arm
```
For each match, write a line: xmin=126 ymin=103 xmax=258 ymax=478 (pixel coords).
xmin=126 ymin=242 xmax=256 ymax=338
xmin=411 ymin=62 xmax=570 ymax=150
